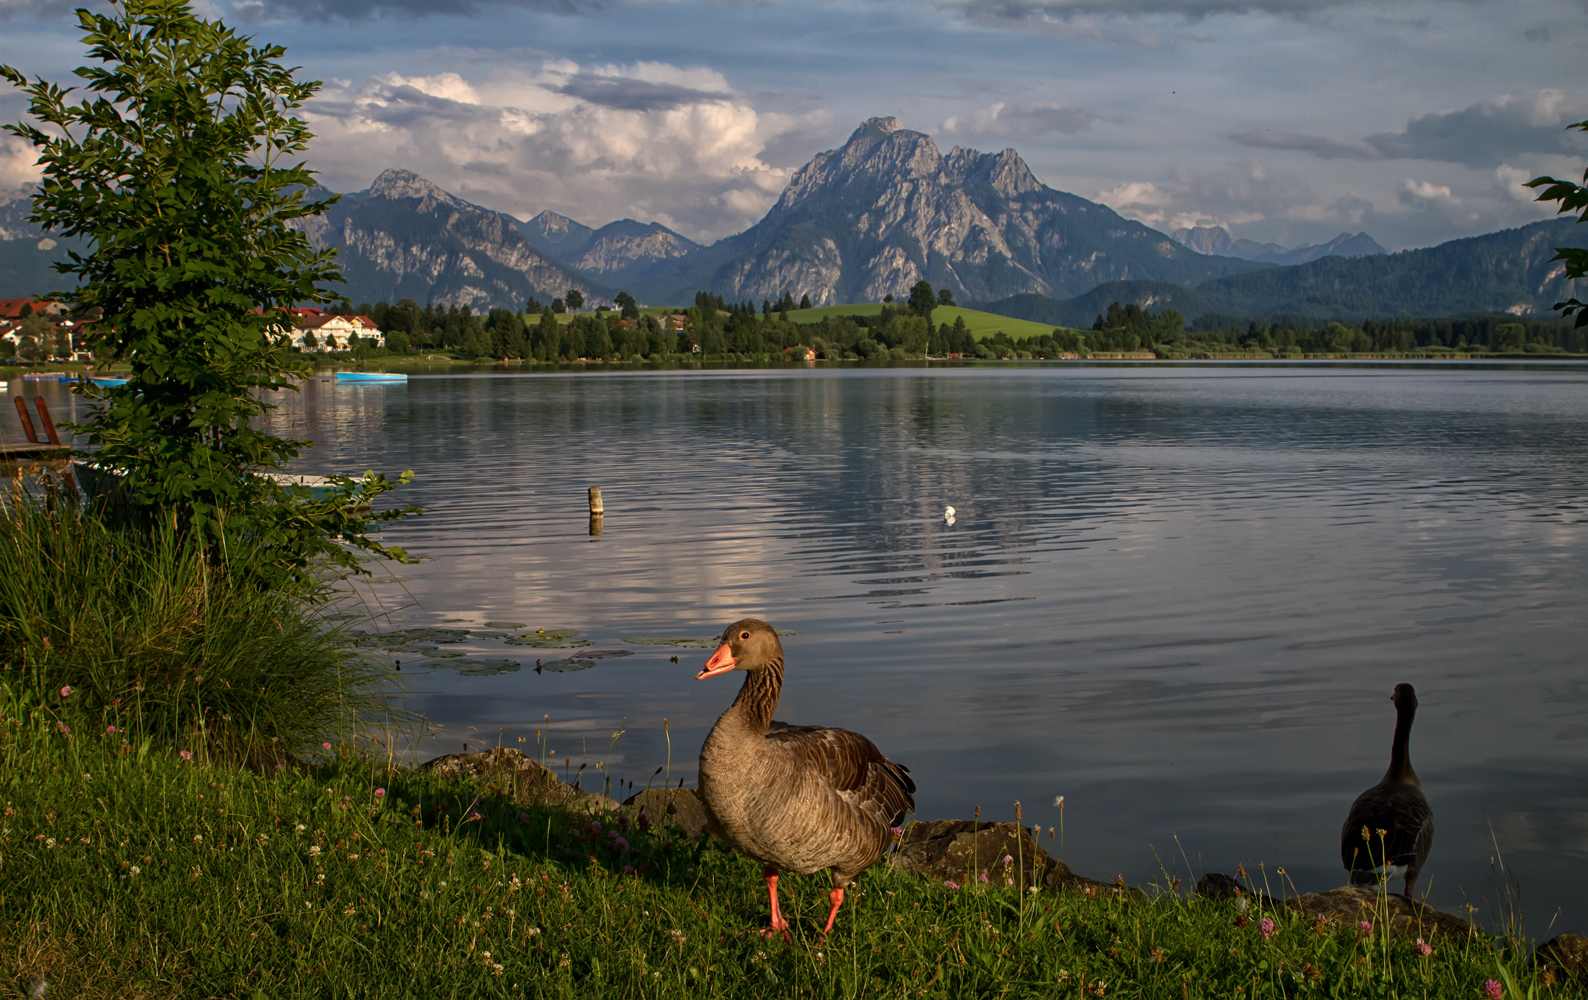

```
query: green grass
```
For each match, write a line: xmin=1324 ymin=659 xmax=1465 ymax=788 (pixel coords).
xmin=0 ymin=483 xmax=389 ymax=761
xmin=785 ymin=303 xmax=1075 ymax=341
xmin=0 ymin=707 xmax=1569 ymax=1000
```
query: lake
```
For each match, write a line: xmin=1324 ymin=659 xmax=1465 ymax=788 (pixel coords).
xmin=259 ymin=362 xmax=1588 ymax=934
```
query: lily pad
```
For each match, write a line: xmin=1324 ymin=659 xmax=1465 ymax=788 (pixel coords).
xmin=505 ymin=630 xmax=590 ymax=648
xmin=582 ymin=649 xmax=634 ymax=659
xmin=455 ymin=658 xmax=523 ymax=676
xmin=534 ymin=657 xmax=596 ymax=674
xmin=484 ymin=621 xmax=527 ymax=629
xmin=412 ymin=658 xmax=466 ymax=670
xmin=620 ymin=636 xmax=718 ymax=648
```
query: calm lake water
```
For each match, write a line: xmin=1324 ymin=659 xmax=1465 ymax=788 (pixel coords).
xmin=249 ymin=363 xmax=1586 ymax=933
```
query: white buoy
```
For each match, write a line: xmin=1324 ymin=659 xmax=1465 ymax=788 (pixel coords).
xmin=944 ymin=505 xmax=956 ymax=525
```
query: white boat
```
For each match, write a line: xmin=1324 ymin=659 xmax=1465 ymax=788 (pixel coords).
xmin=334 ymin=371 xmax=407 ymax=383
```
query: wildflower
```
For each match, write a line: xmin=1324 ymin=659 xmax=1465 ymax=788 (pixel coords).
xmin=106 ymin=726 xmax=115 ymax=734
xmin=891 ymin=825 xmax=903 ymax=837
xmin=347 ymin=853 xmax=359 ymax=861
xmin=558 ymin=953 xmax=570 ymax=969
xmin=1416 ymin=938 xmax=1432 ymax=957
xmin=322 ymin=742 xmax=331 ymax=750
xmin=308 ymin=846 xmax=321 ymax=856
xmin=1484 ymin=980 xmax=1504 ymax=1000
xmin=943 ymin=880 xmax=960 ymax=890
xmin=1005 ymin=878 xmax=1014 ymax=886
xmin=128 ymin=865 xmax=140 ymax=875
xmin=295 ymin=824 xmax=306 ymax=833
xmin=652 ymin=972 xmax=661 ymax=979
xmin=623 ymin=865 xmax=634 ymax=874
xmin=60 ymin=686 xmax=72 ymax=698
xmin=979 ymin=872 xmax=989 ymax=883
xmin=1029 ymin=886 xmax=1041 ymax=894
xmin=1002 ymin=855 xmax=1014 ymax=867
xmin=615 ymin=837 xmax=630 ymax=853
xmin=1260 ymin=917 xmax=1275 ymax=941
xmin=526 ymin=927 xmax=541 ymax=937
xmin=1358 ymin=920 xmax=1372 ymax=934
xmin=44 ymin=838 xmax=55 ymax=848
xmin=194 ymin=835 xmax=203 ymax=843
xmin=374 ymin=788 xmax=385 ymax=799
xmin=439 ymin=881 xmax=447 ymax=889
xmin=344 ymin=906 xmax=357 ymax=916
xmin=179 ymin=750 xmax=192 ymax=761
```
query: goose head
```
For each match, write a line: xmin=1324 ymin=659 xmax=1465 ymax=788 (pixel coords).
xmin=1392 ymin=683 xmax=1417 ymax=713
xmin=697 ymin=618 xmax=783 ymax=680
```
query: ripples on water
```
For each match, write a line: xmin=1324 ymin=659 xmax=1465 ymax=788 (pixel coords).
xmin=255 ymin=363 xmax=1588 ymax=931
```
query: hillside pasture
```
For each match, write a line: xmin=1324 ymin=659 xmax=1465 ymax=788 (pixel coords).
xmin=786 ymin=302 xmax=1072 ymax=341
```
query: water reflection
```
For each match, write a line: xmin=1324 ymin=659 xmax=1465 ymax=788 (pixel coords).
xmin=253 ymin=364 xmax=1588 ymax=933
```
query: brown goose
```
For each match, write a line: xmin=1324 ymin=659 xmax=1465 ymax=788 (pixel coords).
xmin=695 ymin=618 xmax=915 ymax=938
xmin=1340 ymin=683 xmax=1434 ymax=898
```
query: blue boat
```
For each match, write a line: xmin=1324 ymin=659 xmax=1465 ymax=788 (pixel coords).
xmin=89 ymin=376 xmax=130 ymax=387
xmin=334 ymin=371 xmax=407 ymax=383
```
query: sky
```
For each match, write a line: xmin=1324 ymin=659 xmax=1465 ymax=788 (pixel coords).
xmin=1 ymin=0 xmax=1585 ymax=251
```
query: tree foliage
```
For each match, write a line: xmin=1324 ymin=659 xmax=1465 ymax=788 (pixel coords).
xmin=1 ymin=0 xmax=415 ymax=587
xmin=1526 ymin=119 xmax=1588 ymax=327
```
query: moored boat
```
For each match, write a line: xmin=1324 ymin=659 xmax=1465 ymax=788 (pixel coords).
xmin=334 ymin=371 xmax=407 ymax=383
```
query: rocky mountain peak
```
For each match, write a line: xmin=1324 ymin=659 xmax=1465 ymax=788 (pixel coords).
xmin=367 ymin=169 xmax=456 ymax=206
xmin=850 ymin=116 xmax=904 ymax=141
xmin=533 ymin=211 xmax=581 ymax=236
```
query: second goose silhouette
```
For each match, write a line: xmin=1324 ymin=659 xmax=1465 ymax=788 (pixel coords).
xmin=1341 ymin=683 xmax=1434 ymax=898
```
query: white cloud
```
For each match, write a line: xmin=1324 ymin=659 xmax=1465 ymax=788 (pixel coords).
xmin=941 ymin=101 xmax=1098 ymax=139
xmin=1399 ymin=178 xmax=1456 ymax=203
xmin=304 ymin=61 xmax=813 ymax=240
xmin=0 ymin=134 xmax=42 ymax=190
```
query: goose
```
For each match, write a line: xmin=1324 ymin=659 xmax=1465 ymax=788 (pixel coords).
xmin=696 ymin=618 xmax=915 ymax=938
xmin=1340 ymin=683 xmax=1434 ymax=898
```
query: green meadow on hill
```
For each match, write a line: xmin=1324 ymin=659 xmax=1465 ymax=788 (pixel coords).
xmin=785 ymin=303 xmax=1073 ymax=341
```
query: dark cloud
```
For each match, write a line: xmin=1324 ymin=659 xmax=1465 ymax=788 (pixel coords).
xmin=1231 ymin=91 xmax=1588 ymax=168
xmin=948 ymin=0 xmax=1362 ymax=28
xmin=233 ymin=0 xmax=594 ymax=25
xmin=552 ymin=73 xmax=732 ymax=112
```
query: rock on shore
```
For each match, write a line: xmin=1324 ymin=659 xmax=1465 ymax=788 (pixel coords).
xmin=889 ymin=820 xmax=1142 ymax=899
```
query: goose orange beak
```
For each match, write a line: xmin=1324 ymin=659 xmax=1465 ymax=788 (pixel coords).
xmin=696 ymin=642 xmax=736 ymax=680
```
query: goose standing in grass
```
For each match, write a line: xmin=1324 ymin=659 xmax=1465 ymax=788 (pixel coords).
xmin=1341 ymin=683 xmax=1434 ymax=898
xmin=695 ymin=618 xmax=915 ymax=938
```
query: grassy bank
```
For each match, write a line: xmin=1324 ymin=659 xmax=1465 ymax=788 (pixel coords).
xmin=1 ymin=712 xmax=1574 ymax=1000
xmin=785 ymin=303 xmax=1073 ymax=341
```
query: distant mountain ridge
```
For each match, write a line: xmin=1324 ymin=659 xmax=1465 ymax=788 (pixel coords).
xmin=975 ymin=218 xmax=1588 ymax=326
xmin=294 ymin=170 xmax=596 ymax=310
xmin=1171 ymin=226 xmax=1388 ymax=265
xmin=520 ymin=213 xmax=698 ymax=276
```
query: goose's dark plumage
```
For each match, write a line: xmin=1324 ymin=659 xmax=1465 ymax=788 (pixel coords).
xmin=695 ymin=618 xmax=915 ymax=937
xmin=1340 ymin=683 xmax=1434 ymax=898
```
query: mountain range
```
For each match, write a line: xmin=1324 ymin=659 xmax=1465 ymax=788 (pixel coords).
xmin=974 ymin=217 xmax=1588 ymax=326
xmin=2 ymin=117 xmax=1584 ymax=324
xmin=1171 ymin=226 xmax=1388 ymax=266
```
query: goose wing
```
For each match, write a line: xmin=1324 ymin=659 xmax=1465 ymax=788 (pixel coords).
xmin=1340 ymin=783 xmax=1434 ymax=873
xmin=765 ymin=721 xmax=916 ymax=828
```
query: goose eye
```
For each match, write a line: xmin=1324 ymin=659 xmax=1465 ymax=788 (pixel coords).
xmin=740 ymin=631 xmax=750 ymax=640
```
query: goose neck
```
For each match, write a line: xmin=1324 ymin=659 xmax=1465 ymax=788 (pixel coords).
xmin=729 ymin=661 xmax=783 ymax=733
xmin=1386 ymin=703 xmax=1417 ymax=784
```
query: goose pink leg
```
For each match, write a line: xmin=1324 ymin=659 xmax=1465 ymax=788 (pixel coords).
xmin=762 ymin=868 xmax=791 ymax=939
xmin=819 ymin=887 xmax=845 ymax=937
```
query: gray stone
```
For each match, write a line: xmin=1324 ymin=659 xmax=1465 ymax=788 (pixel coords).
xmin=1282 ymin=886 xmax=1475 ymax=942
xmin=619 ymin=787 xmax=712 ymax=838
xmin=891 ymin=820 xmax=1140 ymax=899
xmin=1538 ymin=933 xmax=1588 ymax=986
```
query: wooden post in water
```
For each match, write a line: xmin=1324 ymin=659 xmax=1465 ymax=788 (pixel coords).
xmin=588 ymin=487 xmax=604 ymax=536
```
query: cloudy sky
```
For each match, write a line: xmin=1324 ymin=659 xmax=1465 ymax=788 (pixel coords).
xmin=1 ymin=0 xmax=1585 ymax=250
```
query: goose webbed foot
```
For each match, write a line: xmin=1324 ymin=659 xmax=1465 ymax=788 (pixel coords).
xmin=762 ymin=868 xmax=793 ymax=941
xmin=818 ymin=887 xmax=845 ymax=939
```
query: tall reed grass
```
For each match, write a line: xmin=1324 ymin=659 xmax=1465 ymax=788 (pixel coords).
xmin=0 ymin=478 xmax=391 ymax=761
